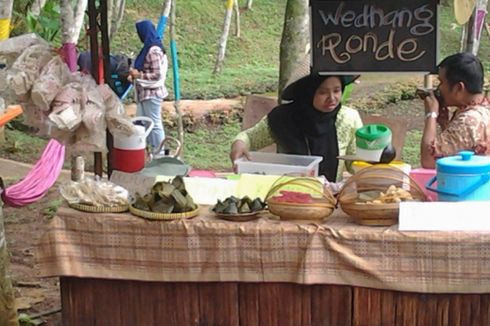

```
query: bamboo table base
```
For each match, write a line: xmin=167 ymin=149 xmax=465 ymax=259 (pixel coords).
xmin=60 ymin=277 xmax=490 ymax=326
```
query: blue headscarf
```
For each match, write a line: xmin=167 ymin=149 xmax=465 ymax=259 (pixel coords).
xmin=134 ymin=20 xmax=164 ymax=70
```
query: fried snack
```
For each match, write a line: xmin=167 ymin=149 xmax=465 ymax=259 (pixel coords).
xmin=361 ymin=185 xmax=414 ymax=204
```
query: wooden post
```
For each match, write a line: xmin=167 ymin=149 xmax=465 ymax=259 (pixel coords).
xmin=100 ymin=0 xmax=114 ymax=178
xmin=87 ymin=0 xmax=112 ymax=178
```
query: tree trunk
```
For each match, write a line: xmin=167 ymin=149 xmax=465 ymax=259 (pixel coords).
xmin=60 ymin=0 xmax=88 ymax=71
xmin=213 ymin=0 xmax=234 ymax=74
xmin=234 ymin=0 xmax=240 ymax=38
xmin=278 ymin=0 xmax=309 ymax=100
xmin=0 ymin=0 xmax=13 ymax=144
xmin=247 ymin=0 xmax=253 ymax=10
xmin=0 ymin=0 xmax=13 ymax=24
xmin=0 ymin=203 xmax=19 ymax=326
xmin=107 ymin=0 xmax=114 ymax=38
xmin=170 ymin=0 xmax=184 ymax=156
xmin=109 ymin=0 xmax=126 ymax=39
xmin=464 ymin=10 xmax=477 ymax=53
xmin=29 ymin=0 xmax=47 ymax=16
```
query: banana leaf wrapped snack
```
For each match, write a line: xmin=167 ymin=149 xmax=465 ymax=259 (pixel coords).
xmin=212 ymin=196 xmax=266 ymax=215
xmin=132 ymin=176 xmax=198 ymax=213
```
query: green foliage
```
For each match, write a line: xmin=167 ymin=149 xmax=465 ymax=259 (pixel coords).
xmin=42 ymin=199 xmax=63 ymax=219
xmin=13 ymin=0 xmax=61 ymax=44
xmin=10 ymin=1 xmax=489 ymax=99
xmin=402 ymin=130 xmax=423 ymax=168
xmin=18 ymin=313 xmax=43 ymax=326
xmin=111 ymin=0 xmax=285 ymax=99
xmin=167 ymin=122 xmax=241 ymax=171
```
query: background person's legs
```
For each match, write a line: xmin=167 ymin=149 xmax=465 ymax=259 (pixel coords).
xmin=139 ymin=98 xmax=165 ymax=153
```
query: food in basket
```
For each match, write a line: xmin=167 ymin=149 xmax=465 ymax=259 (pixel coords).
xmin=265 ymin=177 xmax=336 ymax=221
xmin=270 ymin=190 xmax=314 ymax=204
xmin=357 ymin=185 xmax=414 ymax=204
xmin=212 ymin=196 xmax=266 ymax=215
xmin=60 ymin=177 xmax=129 ymax=207
xmin=132 ymin=176 xmax=198 ymax=213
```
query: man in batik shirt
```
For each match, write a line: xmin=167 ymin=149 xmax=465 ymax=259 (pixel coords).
xmin=420 ymin=52 xmax=490 ymax=168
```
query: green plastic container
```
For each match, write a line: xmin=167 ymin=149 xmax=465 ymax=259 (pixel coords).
xmin=355 ymin=124 xmax=392 ymax=150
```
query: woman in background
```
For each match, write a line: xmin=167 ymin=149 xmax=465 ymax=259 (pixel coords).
xmin=128 ymin=19 xmax=168 ymax=154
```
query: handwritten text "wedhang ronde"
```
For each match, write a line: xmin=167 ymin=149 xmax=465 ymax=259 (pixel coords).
xmin=316 ymin=3 xmax=435 ymax=64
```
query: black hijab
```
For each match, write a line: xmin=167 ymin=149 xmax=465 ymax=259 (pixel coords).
xmin=268 ymin=75 xmax=346 ymax=182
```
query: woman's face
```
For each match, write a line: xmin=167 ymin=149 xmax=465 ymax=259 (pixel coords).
xmin=312 ymin=77 xmax=343 ymax=112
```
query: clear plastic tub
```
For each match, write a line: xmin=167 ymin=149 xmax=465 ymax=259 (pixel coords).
xmin=235 ymin=152 xmax=323 ymax=176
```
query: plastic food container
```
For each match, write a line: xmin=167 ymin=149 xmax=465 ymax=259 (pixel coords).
xmin=235 ymin=152 xmax=323 ymax=176
xmin=426 ymin=151 xmax=490 ymax=201
xmin=355 ymin=124 xmax=392 ymax=162
xmin=410 ymin=168 xmax=437 ymax=201
xmin=352 ymin=160 xmax=411 ymax=175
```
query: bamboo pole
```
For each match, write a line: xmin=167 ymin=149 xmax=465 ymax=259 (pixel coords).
xmin=157 ymin=0 xmax=172 ymax=38
xmin=170 ymin=0 xmax=184 ymax=157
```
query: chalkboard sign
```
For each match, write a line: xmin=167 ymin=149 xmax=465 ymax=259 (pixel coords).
xmin=310 ymin=0 xmax=439 ymax=74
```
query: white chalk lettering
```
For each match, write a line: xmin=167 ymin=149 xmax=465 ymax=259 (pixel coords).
xmin=316 ymin=34 xmax=351 ymax=64
xmin=397 ymin=38 xmax=426 ymax=61
xmin=319 ymin=3 xmax=434 ymax=37
xmin=375 ymin=29 xmax=395 ymax=60
xmin=412 ymin=5 xmax=434 ymax=35
xmin=317 ymin=29 xmax=426 ymax=64
xmin=345 ymin=35 xmax=363 ymax=53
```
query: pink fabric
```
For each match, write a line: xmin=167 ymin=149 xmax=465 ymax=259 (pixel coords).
xmin=61 ymin=43 xmax=77 ymax=72
xmin=1 ymin=139 xmax=65 ymax=207
xmin=188 ymin=170 xmax=217 ymax=178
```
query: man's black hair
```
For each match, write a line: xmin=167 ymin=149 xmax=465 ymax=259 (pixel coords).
xmin=438 ymin=52 xmax=484 ymax=94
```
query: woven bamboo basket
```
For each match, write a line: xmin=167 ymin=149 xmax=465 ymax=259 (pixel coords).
xmin=68 ymin=202 xmax=129 ymax=213
xmin=265 ymin=177 xmax=336 ymax=222
xmin=339 ymin=193 xmax=399 ymax=226
xmin=215 ymin=210 xmax=265 ymax=222
xmin=338 ymin=166 xmax=427 ymax=226
xmin=129 ymin=205 xmax=199 ymax=221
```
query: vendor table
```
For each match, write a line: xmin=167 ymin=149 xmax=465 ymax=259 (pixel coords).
xmin=37 ymin=207 xmax=490 ymax=325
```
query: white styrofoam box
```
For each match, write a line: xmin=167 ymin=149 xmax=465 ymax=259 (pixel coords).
xmin=235 ymin=152 xmax=323 ymax=177
xmin=399 ymin=201 xmax=490 ymax=231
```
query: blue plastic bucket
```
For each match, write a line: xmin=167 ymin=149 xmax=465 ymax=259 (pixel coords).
xmin=426 ymin=151 xmax=490 ymax=201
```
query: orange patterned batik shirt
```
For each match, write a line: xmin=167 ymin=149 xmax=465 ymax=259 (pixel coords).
xmin=432 ymin=104 xmax=490 ymax=157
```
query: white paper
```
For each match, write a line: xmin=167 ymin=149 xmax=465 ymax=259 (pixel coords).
xmin=180 ymin=177 xmax=238 ymax=205
xmin=111 ymin=171 xmax=238 ymax=205
xmin=399 ymin=201 xmax=490 ymax=231
xmin=110 ymin=171 xmax=156 ymax=197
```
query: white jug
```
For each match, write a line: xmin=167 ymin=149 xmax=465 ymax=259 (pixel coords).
xmin=113 ymin=117 xmax=154 ymax=151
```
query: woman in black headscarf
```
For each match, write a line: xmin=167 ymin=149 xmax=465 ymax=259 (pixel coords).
xmin=230 ymin=74 xmax=362 ymax=182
